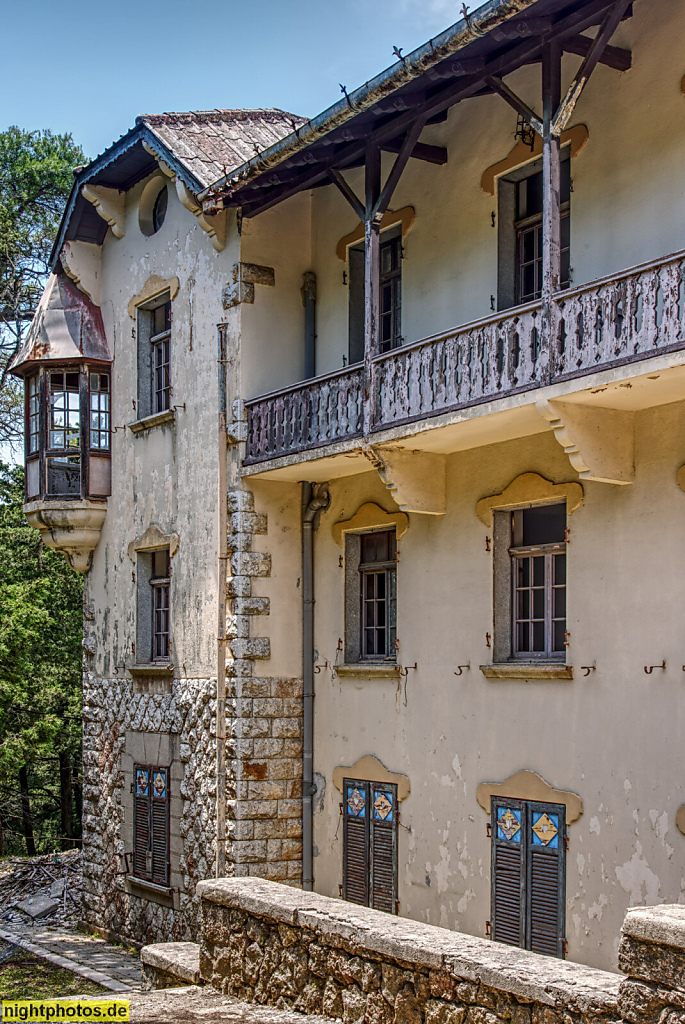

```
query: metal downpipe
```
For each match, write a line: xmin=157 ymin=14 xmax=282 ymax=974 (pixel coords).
xmin=302 ymin=481 xmax=330 ymax=891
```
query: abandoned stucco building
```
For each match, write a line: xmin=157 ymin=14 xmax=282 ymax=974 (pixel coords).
xmin=11 ymin=0 xmax=685 ymax=974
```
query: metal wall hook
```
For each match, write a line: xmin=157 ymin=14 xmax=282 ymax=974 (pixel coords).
xmin=644 ymin=661 xmax=666 ymax=675
xmin=399 ymin=663 xmax=418 ymax=678
xmin=581 ymin=663 xmax=596 ymax=677
xmin=454 ymin=663 xmax=471 ymax=676
xmin=314 ymin=661 xmax=330 ymax=674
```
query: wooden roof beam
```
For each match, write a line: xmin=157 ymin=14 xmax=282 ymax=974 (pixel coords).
xmin=562 ymin=33 xmax=631 ymax=71
xmin=381 ymin=137 xmax=447 ymax=165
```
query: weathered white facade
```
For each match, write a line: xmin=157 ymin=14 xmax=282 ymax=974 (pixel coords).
xmin=13 ymin=0 xmax=685 ymax=972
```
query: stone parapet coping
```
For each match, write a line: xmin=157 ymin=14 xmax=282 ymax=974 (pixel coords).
xmin=622 ymin=905 xmax=685 ymax=951
xmin=141 ymin=941 xmax=201 ymax=985
xmin=196 ymin=877 xmax=620 ymax=1014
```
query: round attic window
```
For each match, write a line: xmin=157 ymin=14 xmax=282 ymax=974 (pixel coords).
xmin=139 ymin=175 xmax=168 ymax=236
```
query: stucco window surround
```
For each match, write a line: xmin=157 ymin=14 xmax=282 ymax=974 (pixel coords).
xmin=477 ymin=474 xmax=584 ymax=681
xmin=332 ymin=503 xmax=409 ymax=678
xmin=128 ymin=275 xmax=180 ymax=433
xmin=128 ymin=525 xmax=179 ymax=682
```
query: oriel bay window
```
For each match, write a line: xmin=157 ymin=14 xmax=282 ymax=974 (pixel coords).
xmin=24 ymin=366 xmax=112 ymax=502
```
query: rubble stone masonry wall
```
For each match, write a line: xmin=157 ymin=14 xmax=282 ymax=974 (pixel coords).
xmin=81 ymin=673 xmax=217 ymax=944
xmin=196 ymin=878 xmax=625 ymax=1024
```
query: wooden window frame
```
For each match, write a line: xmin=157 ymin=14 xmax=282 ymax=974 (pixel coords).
xmin=342 ymin=777 xmax=398 ymax=914
xmin=89 ymin=372 xmax=110 ymax=452
xmin=151 ymin=303 xmax=171 ymax=415
xmin=150 ymin=549 xmax=171 ymax=662
xmin=490 ymin=797 xmax=567 ymax=958
xmin=359 ymin=529 xmax=397 ymax=662
xmin=133 ymin=763 xmax=170 ymax=886
xmin=379 ymin=234 xmax=402 ymax=353
xmin=510 ymin=543 xmax=566 ymax=660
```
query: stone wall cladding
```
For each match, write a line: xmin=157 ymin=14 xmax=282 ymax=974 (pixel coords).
xmin=196 ymin=879 xmax=622 ymax=1024
xmin=81 ymin=672 xmax=217 ymax=944
xmin=226 ymin=488 xmax=303 ymax=885
xmin=617 ymin=906 xmax=685 ymax=1023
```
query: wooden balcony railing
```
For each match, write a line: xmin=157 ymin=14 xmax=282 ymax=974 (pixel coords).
xmin=244 ymin=250 xmax=685 ymax=464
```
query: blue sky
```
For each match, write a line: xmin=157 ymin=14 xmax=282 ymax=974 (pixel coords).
xmin=1 ymin=0 xmax=461 ymax=160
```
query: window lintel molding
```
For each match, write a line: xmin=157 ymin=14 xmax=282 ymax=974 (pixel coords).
xmin=480 ymin=124 xmax=589 ymax=196
xmin=332 ymin=501 xmax=409 ymax=547
xmin=128 ymin=275 xmax=180 ymax=319
xmin=128 ymin=524 xmax=179 ymax=563
xmin=336 ymin=206 xmax=415 ymax=262
xmin=476 ymin=472 xmax=584 ymax=527
xmin=332 ymin=755 xmax=410 ymax=802
xmin=476 ymin=769 xmax=583 ymax=823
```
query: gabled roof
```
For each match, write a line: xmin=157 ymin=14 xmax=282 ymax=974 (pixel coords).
xmin=50 ymin=108 xmax=304 ymax=268
xmin=139 ymin=110 xmax=306 ymax=190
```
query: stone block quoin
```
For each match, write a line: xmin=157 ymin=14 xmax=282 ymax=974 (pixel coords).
xmin=225 ymin=489 xmax=303 ymax=886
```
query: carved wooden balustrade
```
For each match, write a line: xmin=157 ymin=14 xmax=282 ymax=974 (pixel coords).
xmin=245 ymin=364 xmax=364 ymax=463
xmin=244 ymin=250 xmax=685 ymax=464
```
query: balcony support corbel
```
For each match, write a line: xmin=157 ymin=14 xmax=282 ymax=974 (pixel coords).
xmin=537 ymin=398 xmax=634 ymax=485
xmin=370 ymin=447 xmax=446 ymax=515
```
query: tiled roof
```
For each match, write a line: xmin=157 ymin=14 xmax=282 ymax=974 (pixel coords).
xmin=138 ymin=109 xmax=307 ymax=189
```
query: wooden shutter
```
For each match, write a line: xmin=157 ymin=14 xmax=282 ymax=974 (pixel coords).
xmin=133 ymin=765 xmax=151 ymax=879
xmin=150 ymin=767 xmax=170 ymax=886
xmin=491 ymin=799 xmax=524 ymax=948
xmin=526 ymin=802 xmax=566 ymax=958
xmin=343 ymin=779 xmax=370 ymax=905
xmin=370 ymin=783 xmax=397 ymax=914
xmin=348 ymin=248 xmax=365 ymax=365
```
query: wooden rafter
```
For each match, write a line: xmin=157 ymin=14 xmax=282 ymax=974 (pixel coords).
xmin=329 ymin=169 xmax=365 ymax=221
xmin=381 ymin=138 xmax=447 ymax=165
xmin=562 ymin=33 xmax=631 ymax=71
xmin=553 ymin=0 xmax=634 ymax=135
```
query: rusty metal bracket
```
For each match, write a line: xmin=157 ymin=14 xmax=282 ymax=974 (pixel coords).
xmin=314 ymin=661 xmax=330 ymax=674
xmin=454 ymin=663 xmax=471 ymax=676
xmin=485 ymin=633 xmax=492 ymax=648
xmin=644 ymin=661 xmax=666 ymax=675
xmin=399 ymin=662 xmax=417 ymax=677
xmin=581 ymin=663 xmax=596 ymax=677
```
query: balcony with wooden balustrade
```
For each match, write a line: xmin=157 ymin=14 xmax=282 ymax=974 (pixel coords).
xmin=242 ymin=248 xmax=685 ymax=480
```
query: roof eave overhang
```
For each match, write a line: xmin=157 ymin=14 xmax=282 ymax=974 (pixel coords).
xmin=201 ymin=0 xmax=629 ymax=217
xmin=49 ymin=124 xmax=205 ymax=271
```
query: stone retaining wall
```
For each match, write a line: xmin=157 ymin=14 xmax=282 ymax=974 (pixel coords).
xmin=617 ymin=906 xmax=685 ymax=1022
xmin=195 ymin=879 xmax=623 ymax=1024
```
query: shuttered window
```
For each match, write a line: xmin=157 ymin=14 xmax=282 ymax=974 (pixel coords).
xmin=491 ymin=798 xmax=566 ymax=958
xmin=342 ymin=779 xmax=398 ymax=914
xmin=133 ymin=764 xmax=170 ymax=886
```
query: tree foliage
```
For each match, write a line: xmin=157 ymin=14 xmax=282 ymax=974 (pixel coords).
xmin=0 ymin=463 xmax=83 ymax=853
xmin=0 ymin=127 xmax=85 ymax=449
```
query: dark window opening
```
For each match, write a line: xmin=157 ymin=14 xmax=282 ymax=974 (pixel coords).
xmin=133 ymin=763 xmax=170 ymax=885
xmin=150 ymin=548 xmax=171 ymax=661
xmin=510 ymin=504 xmax=566 ymax=660
xmin=151 ymin=300 xmax=171 ymax=414
xmin=89 ymin=373 xmax=110 ymax=450
xmin=152 ymin=186 xmax=168 ymax=234
xmin=379 ymin=235 xmax=402 ymax=353
xmin=491 ymin=798 xmax=566 ymax=958
xmin=515 ymin=164 xmax=571 ymax=304
xmin=348 ymin=231 xmax=402 ymax=364
xmin=360 ymin=529 xmax=397 ymax=660
xmin=342 ymin=778 xmax=398 ymax=914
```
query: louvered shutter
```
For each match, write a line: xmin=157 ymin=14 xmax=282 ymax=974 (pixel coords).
xmin=150 ymin=767 xmax=170 ymax=886
xmin=370 ymin=783 xmax=397 ymax=914
xmin=343 ymin=779 xmax=370 ymax=906
xmin=491 ymin=799 xmax=525 ymax=948
xmin=526 ymin=802 xmax=566 ymax=958
xmin=133 ymin=765 xmax=151 ymax=879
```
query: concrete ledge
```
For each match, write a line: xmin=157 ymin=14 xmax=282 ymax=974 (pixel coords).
xmin=622 ymin=906 xmax=685 ymax=952
xmin=197 ymin=877 xmax=620 ymax=1014
xmin=141 ymin=942 xmax=201 ymax=988
xmin=480 ymin=664 xmax=574 ymax=680
xmin=128 ymin=410 xmax=175 ymax=434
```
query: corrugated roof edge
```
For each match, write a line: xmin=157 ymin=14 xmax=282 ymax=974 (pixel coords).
xmin=197 ymin=0 xmax=542 ymax=203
